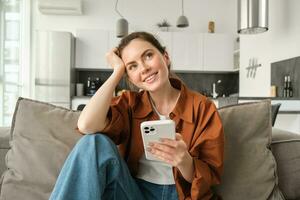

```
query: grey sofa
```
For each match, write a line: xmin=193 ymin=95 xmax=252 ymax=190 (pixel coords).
xmin=0 ymin=98 xmax=299 ymax=200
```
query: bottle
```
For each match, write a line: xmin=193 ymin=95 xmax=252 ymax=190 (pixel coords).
xmin=86 ymin=77 xmax=91 ymax=96
xmin=287 ymin=75 xmax=293 ymax=97
xmin=87 ymin=77 xmax=91 ymax=88
xmin=95 ymin=77 xmax=101 ymax=89
xmin=283 ymin=76 xmax=288 ymax=98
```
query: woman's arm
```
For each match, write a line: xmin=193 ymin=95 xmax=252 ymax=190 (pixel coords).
xmin=77 ymin=49 xmax=125 ymax=134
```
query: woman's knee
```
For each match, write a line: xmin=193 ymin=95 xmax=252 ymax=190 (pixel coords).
xmin=75 ymin=133 xmax=118 ymax=155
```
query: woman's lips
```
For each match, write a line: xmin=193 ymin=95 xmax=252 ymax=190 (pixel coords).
xmin=144 ymin=72 xmax=158 ymax=83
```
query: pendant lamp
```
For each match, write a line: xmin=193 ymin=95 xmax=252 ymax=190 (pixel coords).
xmin=176 ymin=0 xmax=189 ymax=28
xmin=238 ymin=0 xmax=269 ymax=34
xmin=115 ymin=0 xmax=128 ymax=38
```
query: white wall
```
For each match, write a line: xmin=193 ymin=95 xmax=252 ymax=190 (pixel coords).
xmin=32 ymin=0 xmax=237 ymax=35
xmin=239 ymin=0 xmax=300 ymax=97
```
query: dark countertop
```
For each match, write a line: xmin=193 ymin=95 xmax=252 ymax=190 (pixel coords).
xmin=238 ymin=97 xmax=300 ymax=100
xmin=210 ymin=96 xmax=300 ymax=114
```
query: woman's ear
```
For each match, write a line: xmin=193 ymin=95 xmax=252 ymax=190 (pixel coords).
xmin=163 ymin=51 xmax=171 ymax=66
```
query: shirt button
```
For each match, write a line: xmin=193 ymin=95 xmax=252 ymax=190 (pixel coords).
xmin=169 ymin=113 xmax=175 ymax=119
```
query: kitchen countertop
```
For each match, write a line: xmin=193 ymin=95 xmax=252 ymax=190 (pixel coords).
xmin=211 ymin=97 xmax=300 ymax=114
xmin=238 ymin=97 xmax=300 ymax=100
xmin=73 ymin=96 xmax=300 ymax=114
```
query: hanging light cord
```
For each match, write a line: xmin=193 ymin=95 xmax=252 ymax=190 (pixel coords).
xmin=181 ymin=0 xmax=184 ymax=15
xmin=115 ymin=0 xmax=124 ymax=18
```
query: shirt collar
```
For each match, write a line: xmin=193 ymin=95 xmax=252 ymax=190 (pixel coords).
xmin=170 ymin=78 xmax=194 ymax=124
xmin=133 ymin=78 xmax=194 ymax=124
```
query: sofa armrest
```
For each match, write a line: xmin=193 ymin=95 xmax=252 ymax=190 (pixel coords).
xmin=271 ymin=128 xmax=300 ymax=200
xmin=0 ymin=127 xmax=10 ymax=177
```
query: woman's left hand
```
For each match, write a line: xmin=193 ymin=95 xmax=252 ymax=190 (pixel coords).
xmin=147 ymin=133 xmax=191 ymax=168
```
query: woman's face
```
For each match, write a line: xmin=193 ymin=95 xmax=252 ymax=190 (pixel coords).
xmin=121 ymin=39 xmax=170 ymax=92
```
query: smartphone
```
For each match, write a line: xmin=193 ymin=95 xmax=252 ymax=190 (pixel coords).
xmin=140 ymin=120 xmax=175 ymax=161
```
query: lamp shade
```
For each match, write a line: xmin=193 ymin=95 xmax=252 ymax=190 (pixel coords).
xmin=116 ymin=18 xmax=128 ymax=38
xmin=238 ymin=0 xmax=268 ymax=34
xmin=176 ymin=15 xmax=189 ymax=28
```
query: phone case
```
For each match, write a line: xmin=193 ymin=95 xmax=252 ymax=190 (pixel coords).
xmin=140 ymin=120 xmax=175 ymax=161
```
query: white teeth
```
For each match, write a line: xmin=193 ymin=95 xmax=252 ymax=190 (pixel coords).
xmin=145 ymin=74 xmax=156 ymax=82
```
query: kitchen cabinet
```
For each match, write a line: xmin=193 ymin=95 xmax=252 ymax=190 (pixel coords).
xmin=172 ymin=32 xmax=203 ymax=71
xmin=75 ymin=30 xmax=234 ymax=71
xmin=156 ymin=32 xmax=234 ymax=72
xmin=203 ymin=33 xmax=234 ymax=71
xmin=156 ymin=31 xmax=173 ymax=61
xmin=108 ymin=31 xmax=121 ymax=50
xmin=75 ymin=29 xmax=109 ymax=69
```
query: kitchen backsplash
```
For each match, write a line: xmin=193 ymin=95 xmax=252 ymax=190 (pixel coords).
xmin=76 ymin=69 xmax=239 ymax=97
xmin=271 ymin=56 xmax=299 ymax=98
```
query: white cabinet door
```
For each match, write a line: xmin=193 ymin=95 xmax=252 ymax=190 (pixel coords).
xmin=203 ymin=33 xmax=234 ymax=71
xmin=155 ymin=31 xmax=173 ymax=69
xmin=172 ymin=32 xmax=203 ymax=71
xmin=75 ymin=29 xmax=109 ymax=69
xmin=108 ymin=30 xmax=121 ymax=50
xmin=156 ymin=32 xmax=173 ymax=55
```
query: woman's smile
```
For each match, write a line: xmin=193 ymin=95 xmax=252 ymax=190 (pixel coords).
xmin=144 ymin=72 xmax=158 ymax=83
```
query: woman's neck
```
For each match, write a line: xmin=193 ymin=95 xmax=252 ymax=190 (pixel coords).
xmin=149 ymin=81 xmax=180 ymax=116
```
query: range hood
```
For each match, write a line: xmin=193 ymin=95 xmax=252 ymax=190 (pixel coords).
xmin=238 ymin=0 xmax=269 ymax=34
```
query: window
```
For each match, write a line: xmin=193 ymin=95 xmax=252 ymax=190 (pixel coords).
xmin=0 ymin=0 xmax=30 ymax=126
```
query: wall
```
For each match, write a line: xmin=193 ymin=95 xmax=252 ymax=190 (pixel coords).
xmin=239 ymin=0 xmax=300 ymax=97
xmin=32 ymin=0 xmax=237 ymax=35
xmin=238 ymin=0 xmax=300 ymax=134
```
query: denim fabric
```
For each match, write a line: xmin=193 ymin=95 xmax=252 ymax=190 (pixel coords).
xmin=49 ymin=134 xmax=178 ymax=200
xmin=135 ymin=178 xmax=179 ymax=200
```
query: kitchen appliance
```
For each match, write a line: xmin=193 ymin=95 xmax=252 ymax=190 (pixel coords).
xmin=86 ymin=77 xmax=102 ymax=96
xmin=34 ymin=31 xmax=75 ymax=108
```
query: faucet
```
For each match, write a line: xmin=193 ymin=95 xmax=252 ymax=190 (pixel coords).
xmin=212 ymin=80 xmax=222 ymax=98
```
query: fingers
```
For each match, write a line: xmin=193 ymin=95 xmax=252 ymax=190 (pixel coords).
xmin=147 ymin=145 xmax=174 ymax=163
xmin=159 ymin=133 xmax=183 ymax=147
xmin=148 ymin=142 xmax=175 ymax=155
xmin=175 ymin=133 xmax=182 ymax=140
xmin=105 ymin=47 xmax=125 ymax=71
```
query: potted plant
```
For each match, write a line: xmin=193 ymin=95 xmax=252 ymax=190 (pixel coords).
xmin=156 ymin=19 xmax=171 ymax=31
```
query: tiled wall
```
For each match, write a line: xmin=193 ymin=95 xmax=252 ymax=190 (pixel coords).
xmin=271 ymin=56 xmax=300 ymax=97
xmin=76 ymin=69 xmax=239 ymax=97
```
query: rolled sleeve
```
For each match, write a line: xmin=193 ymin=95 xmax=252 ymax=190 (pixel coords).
xmin=102 ymin=92 xmax=131 ymax=145
xmin=176 ymin=101 xmax=224 ymax=200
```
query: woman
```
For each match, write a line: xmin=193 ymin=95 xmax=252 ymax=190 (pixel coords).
xmin=50 ymin=32 xmax=224 ymax=200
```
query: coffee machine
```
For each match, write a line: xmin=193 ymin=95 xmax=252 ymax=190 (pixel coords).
xmin=86 ymin=77 xmax=102 ymax=96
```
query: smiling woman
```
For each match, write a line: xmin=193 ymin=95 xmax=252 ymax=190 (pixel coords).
xmin=50 ymin=31 xmax=225 ymax=200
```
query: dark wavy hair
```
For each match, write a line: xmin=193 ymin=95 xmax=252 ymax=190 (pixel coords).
xmin=117 ymin=32 xmax=176 ymax=91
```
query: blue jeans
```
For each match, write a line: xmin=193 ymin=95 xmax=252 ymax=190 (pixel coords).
xmin=49 ymin=134 xmax=178 ymax=200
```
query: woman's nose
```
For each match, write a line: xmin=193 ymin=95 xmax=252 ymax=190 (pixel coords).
xmin=140 ymin=63 xmax=150 ymax=73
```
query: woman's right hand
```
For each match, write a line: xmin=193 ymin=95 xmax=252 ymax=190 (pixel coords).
xmin=105 ymin=48 xmax=125 ymax=75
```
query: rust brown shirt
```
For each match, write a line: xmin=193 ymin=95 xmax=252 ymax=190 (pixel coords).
xmin=102 ymin=78 xmax=224 ymax=200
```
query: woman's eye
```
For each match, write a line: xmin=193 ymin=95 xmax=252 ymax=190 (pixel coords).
xmin=128 ymin=64 xmax=137 ymax=71
xmin=145 ymin=52 xmax=153 ymax=60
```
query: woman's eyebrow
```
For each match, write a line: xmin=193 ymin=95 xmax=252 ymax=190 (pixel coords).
xmin=125 ymin=49 xmax=152 ymax=66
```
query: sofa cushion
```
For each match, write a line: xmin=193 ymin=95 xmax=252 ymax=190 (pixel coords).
xmin=0 ymin=98 xmax=82 ymax=200
xmin=0 ymin=127 xmax=10 ymax=178
xmin=213 ymin=101 xmax=284 ymax=200
xmin=271 ymin=128 xmax=300 ymax=200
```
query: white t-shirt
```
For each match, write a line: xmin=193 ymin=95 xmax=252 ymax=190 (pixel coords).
xmin=136 ymin=99 xmax=175 ymax=185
